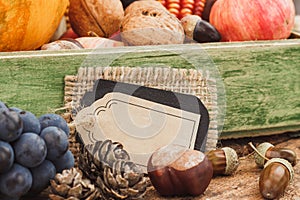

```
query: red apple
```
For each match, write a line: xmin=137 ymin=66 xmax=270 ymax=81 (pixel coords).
xmin=59 ymin=28 xmax=79 ymax=39
xmin=209 ymin=0 xmax=295 ymax=41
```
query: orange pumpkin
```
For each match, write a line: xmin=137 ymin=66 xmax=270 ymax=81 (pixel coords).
xmin=0 ymin=0 xmax=68 ymax=51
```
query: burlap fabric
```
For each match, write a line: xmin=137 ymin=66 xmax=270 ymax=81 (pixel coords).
xmin=64 ymin=66 xmax=220 ymax=152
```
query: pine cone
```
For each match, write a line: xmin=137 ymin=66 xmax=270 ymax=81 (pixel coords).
xmin=49 ymin=167 xmax=102 ymax=200
xmin=79 ymin=140 xmax=151 ymax=199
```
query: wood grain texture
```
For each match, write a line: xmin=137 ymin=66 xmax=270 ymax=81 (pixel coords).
xmin=0 ymin=40 xmax=299 ymax=139
xmin=206 ymin=41 xmax=300 ymax=138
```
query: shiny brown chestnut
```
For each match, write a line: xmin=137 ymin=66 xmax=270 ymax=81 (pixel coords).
xmin=147 ymin=144 xmax=213 ymax=196
xmin=259 ymin=158 xmax=294 ymax=200
xmin=254 ymin=142 xmax=297 ymax=168
xmin=206 ymin=147 xmax=239 ymax=176
xmin=180 ymin=15 xmax=221 ymax=43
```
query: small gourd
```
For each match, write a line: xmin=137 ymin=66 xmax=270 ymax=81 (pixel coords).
xmin=0 ymin=0 xmax=68 ymax=51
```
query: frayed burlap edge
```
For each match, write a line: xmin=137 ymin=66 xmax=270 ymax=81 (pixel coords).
xmin=64 ymin=66 xmax=219 ymax=152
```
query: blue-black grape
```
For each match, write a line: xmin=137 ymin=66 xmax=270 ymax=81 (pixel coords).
xmin=40 ymin=126 xmax=69 ymax=161
xmin=0 ymin=140 xmax=14 ymax=173
xmin=0 ymin=109 xmax=23 ymax=142
xmin=29 ymin=160 xmax=56 ymax=194
xmin=52 ymin=150 xmax=75 ymax=173
xmin=15 ymin=110 xmax=41 ymax=134
xmin=13 ymin=132 xmax=47 ymax=168
xmin=39 ymin=113 xmax=70 ymax=136
xmin=0 ymin=163 xmax=32 ymax=198
xmin=9 ymin=107 xmax=22 ymax=112
xmin=0 ymin=194 xmax=19 ymax=200
xmin=0 ymin=101 xmax=8 ymax=110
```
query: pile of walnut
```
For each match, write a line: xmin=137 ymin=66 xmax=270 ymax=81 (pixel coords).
xmin=42 ymin=0 xmax=221 ymax=50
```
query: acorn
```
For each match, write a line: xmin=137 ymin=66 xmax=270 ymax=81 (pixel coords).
xmin=147 ymin=144 xmax=213 ymax=196
xmin=206 ymin=147 xmax=239 ymax=176
xmin=259 ymin=158 xmax=294 ymax=200
xmin=254 ymin=142 xmax=297 ymax=168
xmin=180 ymin=14 xmax=221 ymax=43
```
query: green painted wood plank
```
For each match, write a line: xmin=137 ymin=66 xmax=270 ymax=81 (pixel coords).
xmin=0 ymin=40 xmax=299 ymax=139
xmin=205 ymin=40 xmax=300 ymax=138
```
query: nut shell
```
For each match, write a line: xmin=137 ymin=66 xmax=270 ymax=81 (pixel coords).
xmin=181 ymin=15 xmax=201 ymax=39
xmin=120 ymin=0 xmax=185 ymax=45
xmin=206 ymin=147 xmax=239 ymax=176
xmin=254 ymin=142 xmax=274 ymax=168
xmin=264 ymin=158 xmax=294 ymax=182
xmin=69 ymin=0 xmax=124 ymax=37
xmin=41 ymin=39 xmax=84 ymax=50
xmin=259 ymin=158 xmax=294 ymax=199
xmin=147 ymin=145 xmax=213 ymax=196
xmin=124 ymin=0 xmax=158 ymax=15
xmin=180 ymin=14 xmax=221 ymax=43
xmin=222 ymin=147 xmax=239 ymax=175
xmin=265 ymin=147 xmax=297 ymax=166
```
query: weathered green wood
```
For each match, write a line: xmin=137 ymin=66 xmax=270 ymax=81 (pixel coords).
xmin=0 ymin=40 xmax=299 ymax=139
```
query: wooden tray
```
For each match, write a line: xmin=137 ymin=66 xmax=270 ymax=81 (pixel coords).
xmin=0 ymin=40 xmax=299 ymax=139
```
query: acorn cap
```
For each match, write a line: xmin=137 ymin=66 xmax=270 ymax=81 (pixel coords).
xmin=264 ymin=158 xmax=294 ymax=182
xmin=254 ymin=142 xmax=274 ymax=168
xmin=180 ymin=15 xmax=201 ymax=39
xmin=222 ymin=147 xmax=239 ymax=175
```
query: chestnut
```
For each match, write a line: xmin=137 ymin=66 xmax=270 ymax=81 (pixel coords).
xmin=147 ymin=144 xmax=213 ymax=196
xmin=206 ymin=147 xmax=239 ymax=176
xmin=254 ymin=142 xmax=297 ymax=168
xmin=180 ymin=15 xmax=221 ymax=43
xmin=259 ymin=158 xmax=294 ymax=200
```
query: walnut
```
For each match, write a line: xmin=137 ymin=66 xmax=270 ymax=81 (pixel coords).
xmin=120 ymin=0 xmax=185 ymax=46
xmin=69 ymin=0 xmax=124 ymax=38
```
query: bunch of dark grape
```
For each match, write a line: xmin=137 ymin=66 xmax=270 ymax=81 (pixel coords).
xmin=0 ymin=101 xmax=74 ymax=199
